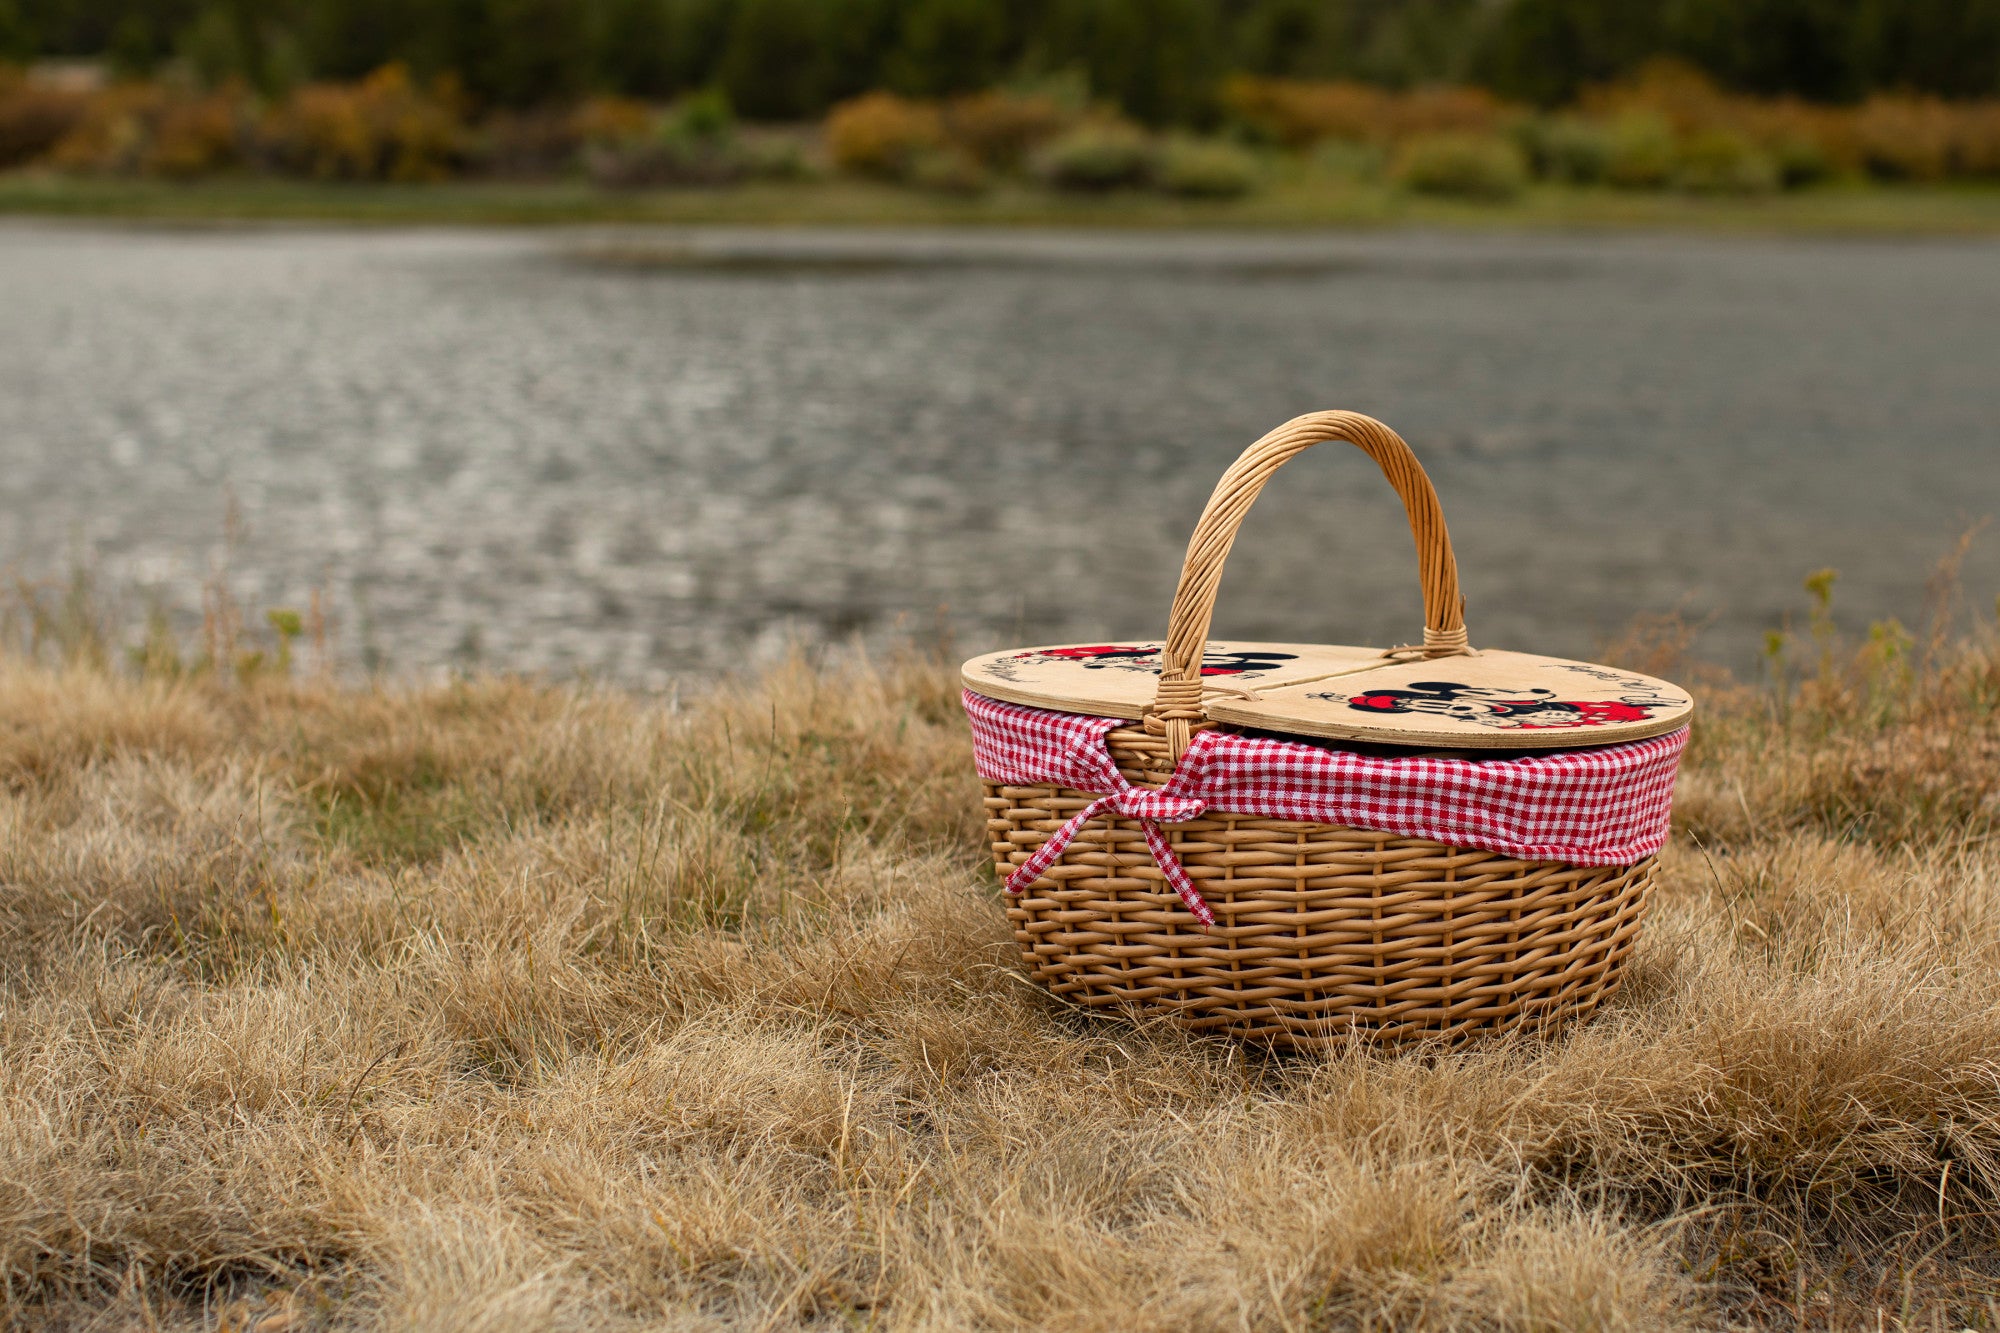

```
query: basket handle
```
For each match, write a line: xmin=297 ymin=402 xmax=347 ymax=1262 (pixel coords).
xmin=1146 ymin=410 xmax=1469 ymax=761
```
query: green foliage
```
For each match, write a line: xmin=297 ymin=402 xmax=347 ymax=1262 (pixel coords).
xmin=267 ymin=607 xmax=303 ymax=673
xmin=1393 ymin=131 xmax=1527 ymax=200
xmin=585 ymin=89 xmax=761 ymax=186
xmin=1674 ymin=125 xmax=1777 ymax=193
xmin=668 ymin=84 xmax=732 ymax=139
xmin=1307 ymin=137 xmax=1386 ymax=181
xmin=1155 ymin=134 xmax=1258 ymax=196
xmin=1768 ymin=132 xmax=1832 ymax=187
xmin=1514 ymin=113 xmax=1611 ymax=182
xmin=1805 ymin=565 xmax=1839 ymax=671
xmin=1031 ymin=119 xmax=1153 ymax=190
xmin=0 ymin=0 xmax=31 ymax=61
xmin=176 ymin=5 xmax=252 ymax=90
xmin=1603 ymin=111 xmax=1675 ymax=187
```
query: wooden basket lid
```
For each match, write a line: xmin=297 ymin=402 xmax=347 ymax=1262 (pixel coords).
xmin=963 ymin=641 xmax=1690 ymax=750
xmin=962 ymin=409 xmax=1691 ymax=754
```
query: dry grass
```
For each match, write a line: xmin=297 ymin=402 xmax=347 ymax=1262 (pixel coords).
xmin=3 ymin=612 xmax=2000 ymax=1330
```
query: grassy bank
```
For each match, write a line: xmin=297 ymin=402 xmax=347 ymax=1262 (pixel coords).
xmin=7 ymin=172 xmax=2000 ymax=234
xmin=3 ymin=611 xmax=2000 ymax=1329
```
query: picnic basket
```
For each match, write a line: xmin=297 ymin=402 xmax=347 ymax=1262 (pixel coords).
xmin=962 ymin=410 xmax=1691 ymax=1048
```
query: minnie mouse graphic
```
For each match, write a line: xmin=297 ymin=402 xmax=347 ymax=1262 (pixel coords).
xmin=1010 ymin=645 xmax=1299 ymax=677
xmin=1333 ymin=681 xmax=1667 ymax=730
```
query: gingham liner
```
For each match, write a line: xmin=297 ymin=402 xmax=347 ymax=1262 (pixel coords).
xmin=965 ymin=688 xmax=1687 ymax=927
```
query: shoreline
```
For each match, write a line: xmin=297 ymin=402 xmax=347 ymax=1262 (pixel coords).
xmin=6 ymin=173 xmax=2000 ymax=235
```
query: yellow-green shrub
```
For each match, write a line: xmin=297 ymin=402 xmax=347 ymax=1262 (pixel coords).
xmin=1603 ymin=112 xmax=1677 ymax=188
xmin=1514 ymin=114 xmax=1613 ymax=183
xmin=1675 ymin=127 xmax=1777 ymax=194
xmin=1156 ymin=135 xmax=1259 ymax=197
xmin=1031 ymin=119 xmax=1154 ymax=191
xmin=825 ymin=91 xmax=941 ymax=179
xmin=1393 ymin=132 xmax=1526 ymax=200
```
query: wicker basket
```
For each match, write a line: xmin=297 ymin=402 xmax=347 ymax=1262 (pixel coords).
xmin=981 ymin=410 xmax=1663 ymax=1049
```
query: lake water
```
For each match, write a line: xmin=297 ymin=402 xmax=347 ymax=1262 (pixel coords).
xmin=2 ymin=221 xmax=1996 ymax=685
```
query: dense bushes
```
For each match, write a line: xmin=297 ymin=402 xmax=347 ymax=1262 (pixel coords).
xmin=1223 ymin=78 xmax=1506 ymax=148
xmin=1155 ymin=135 xmax=1257 ymax=197
xmin=0 ymin=64 xmax=82 ymax=165
xmin=1029 ymin=120 xmax=1152 ymax=191
xmin=823 ymin=90 xmax=940 ymax=179
xmin=3 ymin=56 xmax=1999 ymax=198
xmin=821 ymin=91 xmax=1259 ymax=199
xmin=1229 ymin=67 xmax=2000 ymax=192
xmin=1393 ymin=133 xmax=1526 ymax=200
xmin=581 ymin=88 xmax=809 ymax=186
xmin=15 ymin=63 xmax=469 ymax=180
xmin=261 ymin=65 xmax=463 ymax=181
xmin=0 ymin=63 xmax=809 ymax=184
xmin=941 ymin=88 xmax=1069 ymax=169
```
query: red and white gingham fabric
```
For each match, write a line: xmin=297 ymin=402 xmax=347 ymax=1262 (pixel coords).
xmin=965 ymin=688 xmax=1687 ymax=926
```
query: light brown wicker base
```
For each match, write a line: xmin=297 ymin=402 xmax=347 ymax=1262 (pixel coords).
xmin=984 ymin=727 xmax=1657 ymax=1049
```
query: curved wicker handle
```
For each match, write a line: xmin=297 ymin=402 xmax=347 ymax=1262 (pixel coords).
xmin=1146 ymin=410 xmax=1468 ymax=760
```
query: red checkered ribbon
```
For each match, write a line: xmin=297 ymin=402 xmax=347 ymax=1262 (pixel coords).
xmin=965 ymin=689 xmax=1687 ymax=927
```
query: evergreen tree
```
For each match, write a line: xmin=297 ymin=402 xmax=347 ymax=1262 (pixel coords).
xmin=0 ymin=0 xmax=36 ymax=60
xmin=1477 ymin=0 xmax=1663 ymax=105
xmin=593 ymin=0 xmax=677 ymax=97
xmin=300 ymin=0 xmax=419 ymax=82
xmin=887 ymin=0 xmax=1009 ymax=95
xmin=1669 ymin=0 xmax=1864 ymax=102
xmin=466 ymin=0 xmax=591 ymax=105
xmin=1046 ymin=0 xmax=1223 ymax=124
xmin=1857 ymin=0 xmax=2000 ymax=99
xmin=5 ymin=0 xmax=1999 ymax=115
xmin=718 ymin=0 xmax=826 ymax=117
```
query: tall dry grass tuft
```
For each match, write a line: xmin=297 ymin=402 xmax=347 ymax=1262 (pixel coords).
xmin=4 ymin=591 xmax=2000 ymax=1326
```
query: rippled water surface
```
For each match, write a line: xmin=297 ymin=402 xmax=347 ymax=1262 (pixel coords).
xmin=2 ymin=222 xmax=1996 ymax=682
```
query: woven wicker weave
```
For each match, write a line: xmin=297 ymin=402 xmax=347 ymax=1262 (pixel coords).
xmin=982 ymin=410 xmax=1661 ymax=1048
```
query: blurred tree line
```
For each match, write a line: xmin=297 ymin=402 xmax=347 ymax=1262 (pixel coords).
xmin=3 ymin=0 xmax=1997 ymax=119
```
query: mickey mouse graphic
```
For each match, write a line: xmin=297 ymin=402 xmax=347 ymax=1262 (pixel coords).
xmin=1018 ymin=646 xmax=1299 ymax=677
xmin=1338 ymin=681 xmax=1664 ymax=730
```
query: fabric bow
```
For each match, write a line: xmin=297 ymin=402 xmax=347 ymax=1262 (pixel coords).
xmin=1004 ymin=781 xmax=1215 ymax=927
